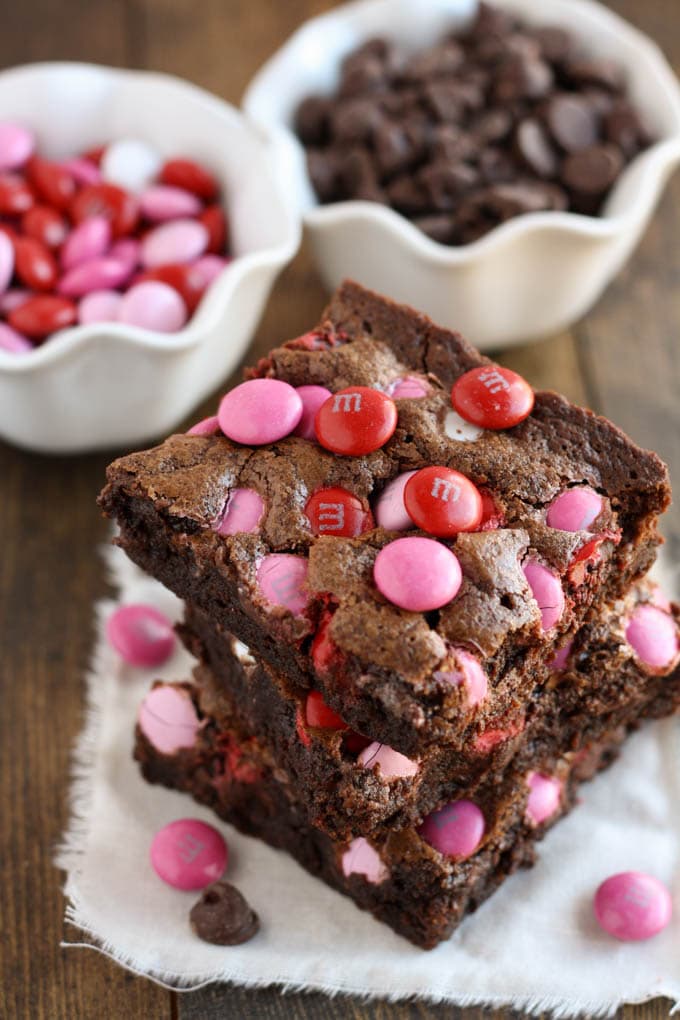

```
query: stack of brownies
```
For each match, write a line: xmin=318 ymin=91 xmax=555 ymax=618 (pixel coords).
xmin=100 ymin=281 xmax=680 ymax=948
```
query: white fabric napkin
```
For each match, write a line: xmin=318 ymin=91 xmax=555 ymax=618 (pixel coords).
xmin=57 ymin=545 xmax=680 ymax=1016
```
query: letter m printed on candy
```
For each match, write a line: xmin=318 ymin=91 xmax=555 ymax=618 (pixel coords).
xmin=478 ymin=368 xmax=510 ymax=394
xmin=333 ymin=392 xmax=362 ymax=413
xmin=318 ymin=502 xmax=345 ymax=531
xmin=431 ymin=475 xmax=461 ymax=503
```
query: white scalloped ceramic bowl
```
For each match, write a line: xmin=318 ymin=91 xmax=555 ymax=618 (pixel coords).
xmin=0 ymin=63 xmax=300 ymax=453
xmin=244 ymin=0 xmax=680 ymax=350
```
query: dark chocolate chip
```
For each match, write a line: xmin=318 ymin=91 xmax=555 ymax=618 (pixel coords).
xmin=387 ymin=173 xmax=430 ymax=213
xmin=402 ymin=41 xmax=464 ymax=81
xmin=190 ymin=881 xmax=259 ymax=946
xmin=604 ymin=102 xmax=645 ymax=158
xmin=331 ymin=98 xmax=384 ymax=145
xmin=532 ymin=25 xmax=574 ymax=65
xmin=339 ymin=148 xmax=385 ymax=201
xmin=472 ymin=109 xmax=514 ymax=144
xmin=564 ymin=58 xmax=624 ymax=92
xmin=418 ymin=161 xmax=479 ymax=209
xmin=483 ymin=180 xmax=567 ymax=218
xmin=561 ymin=143 xmax=624 ymax=194
xmin=429 ymin=124 xmax=477 ymax=163
xmin=515 ymin=118 xmax=558 ymax=178
xmin=466 ymin=1 xmax=519 ymax=40
xmin=478 ymin=147 xmax=517 ymax=184
xmin=422 ymin=81 xmax=466 ymax=122
xmin=341 ymin=37 xmax=392 ymax=71
xmin=294 ymin=96 xmax=332 ymax=146
xmin=338 ymin=56 xmax=387 ymax=99
xmin=544 ymin=94 xmax=599 ymax=153
xmin=306 ymin=150 xmax=340 ymax=202
xmin=412 ymin=214 xmax=457 ymax=244
xmin=374 ymin=121 xmax=416 ymax=178
xmin=493 ymin=55 xmax=554 ymax=103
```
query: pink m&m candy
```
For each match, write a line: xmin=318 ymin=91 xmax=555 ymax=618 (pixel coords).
xmin=549 ymin=638 xmax=573 ymax=671
xmin=0 ymin=121 xmax=35 ymax=170
xmin=341 ymin=837 xmax=389 ymax=883
xmin=58 ymin=256 xmax=130 ymax=297
xmin=358 ymin=742 xmax=419 ymax=779
xmin=257 ymin=553 xmax=308 ymax=615
xmin=61 ymin=157 xmax=101 ymax=186
xmin=0 ymin=322 xmax=32 ymax=353
xmin=218 ymin=378 xmax=302 ymax=445
xmin=106 ymin=603 xmax=175 ymax=667
xmin=151 ymin=818 xmax=227 ymax=890
xmin=191 ymin=253 xmax=229 ymax=288
xmin=594 ymin=872 xmax=672 ymax=941
xmin=187 ymin=415 xmax=220 ymax=437
xmin=418 ymin=799 xmax=485 ymax=859
xmin=373 ymin=536 xmax=462 ymax=612
xmin=434 ymin=647 xmax=488 ymax=707
xmin=389 ymin=375 xmax=431 ymax=399
xmin=525 ymin=771 xmax=562 ymax=825
xmin=522 ymin=559 xmax=565 ymax=631
xmin=293 ymin=385 xmax=332 ymax=441
xmin=118 ymin=280 xmax=188 ymax=332
xmin=78 ymin=289 xmax=123 ymax=325
xmin=546 ymin=486 xmax=603 ymax=532
xmin=109 ymin=237 xmax=141 ymax=273
xmin=625 ymin=604 xmax=678 ymax=670
xmin=61 ymin=216 xmax=112 ymax=270
xmin=138 ymin=684 xmax=201 ymax=755
xmin=214 ymin=488 xmax=264 ymax=536
xmin=0 ymin=230 xmax=14 ymax=293
xmin=141 ymin=218 xmax=209 ymax=268
xmin=373 ymin=471 xmax=417 ymax=531
xmin=140 ymin=184 xmax=202 ymax=222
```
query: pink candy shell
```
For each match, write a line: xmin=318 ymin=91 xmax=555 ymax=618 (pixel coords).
xmin=58 ymin=257 xmax=131 ymax=297
xmin=341 ymin=837 xmax=389 ymax=884
xmin=522 ymin=559 xmax=565 ymax=631
xmin=218 ymin=378 xmax=303 ymax=445
xmin=191 ymin=254 xmax=230 ymax=287
xmin=388 ymin=375 xmax=431 ymax=399
xmin=594 ymin=871 xmax=672 ymax=941
xmin=118 ymin=281 xmax=188 ymax=333
xmin=62 ymin=157 xmax=102 ymax=186
xmin=435 ymin=648 xmax=488 ymax=707
xmin=373 ymin=536 xmax=462 ymax=612
xmin=0 ymin=121 xmax=35 ymax=170
xmin=141 ymin=218 xmax=209 ymax=269
xmin=213 ymin=488 xmax=264 ymax=536
xmin=257 ymin=553 xmax=308 ymax=615
xmin=549 ymin=638 xmax=574 ymax=671
xmin=625 ymin=604 xmax=678 ymax=671
xmin=0 ymin=288 xmax=31 ymax=314
xmin=150 ymin=818 xmax=228 ymax=891
xmin=293 ymin=385 xmax=333 ymax=441
xmin=546 ymin=486 xmax=603 ymax=532
xmin=61 ymin=216 xmax=112 ymax=270
xmin=109 ymin=238 xmax=141 ymax=273
xmin=0 ymin=230 xmax=14 ymax=293
xmin=373 ymin=471 xmax=418 ymax=532
xmin=358 ymin=742 xmax=419 ymax=779
xmin=0 ymin=322 xmax=32 ymax=353
xmin=187 ymin=415 xmax=220 ymax=437
xmin=140 ymin=184 xmax=202 ymax=222
xmin=106 ymin=603 xmax=175 ymax=667
xmin=418 ymin=799 xmax=485 ymax=859
xmin=78 ymin=289 xmax=123 ymax=325
xmin=138 ymin=684 xmax=201 ymax=755
xmin=525 ymin=771 xmax=562 ymax=825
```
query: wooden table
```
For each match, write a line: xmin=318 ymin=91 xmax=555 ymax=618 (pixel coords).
xmin=2 ymin=1 xmax=678 ymax=1017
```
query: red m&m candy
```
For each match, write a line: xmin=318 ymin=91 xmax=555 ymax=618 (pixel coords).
xmin=26 ymin=157 xmax=76 ymax=209
xmin=160 ymin=157 xmax=218 ymax=200
xmin=71 ymin=182 xmax=139 ymax=237
xmin=404 ymin=466 xmax=483 ymax=537
xmin=305 ymin=690 xmax=348 ymax=730
xmin=13 ymin=236 xmax=58 ymax=292
xmin=315 ymin=386 xmax=397 ymax=456
xmin=8 ymin=294 xmax=76 ymax=339
xmin=304 ymin=487 xmax=374 ymax=537
xmin=451 ymin=365 xmax=534 ymax=430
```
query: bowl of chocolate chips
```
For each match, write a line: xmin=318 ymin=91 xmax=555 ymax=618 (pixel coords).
xmin=244 ymin=0 xmax=680 ymax=348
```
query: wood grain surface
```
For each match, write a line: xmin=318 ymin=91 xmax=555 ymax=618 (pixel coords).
xmin=1 ymin=2 xmax=678 ymax=1018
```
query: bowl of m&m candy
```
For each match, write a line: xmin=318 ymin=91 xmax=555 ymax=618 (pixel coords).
xmin=0 ymin=63 xmax=299 ymax=453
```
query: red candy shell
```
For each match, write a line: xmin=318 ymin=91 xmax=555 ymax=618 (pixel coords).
xmin=404 ymin=466 xmax=483 ymax=537
xmin=135 ymin=263 xmax=208 ymax=313
xmin=451 ymin=365 xmax=534 ymax=430
xmin=315 ymin=386 xmax=397 ymax=456
xmin=0 ymin=173 xmax=35 ymax=215
xmin=26 ymin=157 xmax=76 ymax=210
xmin=305 ymin=690 xmax=348 ymax=730
xmin=304 ymin=487 xmax=374 ymax=537
xmin=13 ymin=236 xmax=58 ymax=291
xmin=21 ymin=205 xmax=68 ymax=249
xmin=160 ymin=158 xmax=218 ymax=200
xmin=198 ymin=204 xmax=227 ymax=254
xmin=71 ymin=182 xmax=139 ymax=237
xmin=9 ymin=294 xmax=76 ymax=339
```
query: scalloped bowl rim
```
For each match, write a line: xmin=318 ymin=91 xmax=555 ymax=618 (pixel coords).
xmin=0 ymin=62 xmax=300 ymax=375
xmin=244 ymin=0 xmax=680 ymax=262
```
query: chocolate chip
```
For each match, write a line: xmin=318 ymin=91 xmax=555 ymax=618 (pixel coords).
xmin=466 ymin=1 xmax=519 ymax=40
xmin=483 ymin=180 xmax=568 ymax=218
xmin=422 ymin=81 xmax=466 ymax=122
xmin=294 ymin=96 xmax=331 ymax=146
xmin=561 ymin=143 xmax=624 ymax=194
xmin=419 ymin=161 xmax=479 ymax=209
xmin=306 ymin=150 xmax=340 ymax=202
xmin=338 ymin=56 xmax=387 ymax=99
xmin=332 ymin=98 xmax=383 ymax=145
xmin=374 ymin=121 xmax=416 ymax=178
xmin=430 ymin=124 xmax=476 ymax=163
xmin=493 ymin=55 xmax=554 ymax=103
xmin=544 ymin=94 xmax=599 ymax=153
xmin=472 ymin=109 xmax=513 ymax=144
xmin=340 ymin=148 xmax=385 ymax=201
xmin=604 ymin=102 xmax=645 ymax=157
xmin=190 ymin=881 xmax=259 ymax=946
xmin=387 ymin=173 xmax=430 ymax=213
xmin=532 ymin=25 xmax=574 ymax=64
xmin=478 ymin=147 xmax=517 ymax=184
xmin=515 ymin=118 xmax=558 ymax=178
xmin=412 ymin=214 xmax=457 ymax=244
xmin=564 ymin=58 xmax=624 ymax=92
xmin=402 ymin=41 xmax=464 ymax=81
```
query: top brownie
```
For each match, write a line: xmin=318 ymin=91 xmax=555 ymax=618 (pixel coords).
xmin=100 ymin=281 xmax=670 ymax=755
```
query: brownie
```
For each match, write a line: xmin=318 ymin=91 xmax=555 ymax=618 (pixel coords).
xmin=177 ymin=582 xmax=680 ymax=840
xmin=135 ymin=664 xmax=680 ymax=949
xmin=294 ymin=3 xmax=653 ymax=243
xmin=100 ymin=281 xmax=670 ymax=755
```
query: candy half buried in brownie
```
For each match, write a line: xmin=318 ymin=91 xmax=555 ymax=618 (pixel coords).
xmin=100 ymin=281 xmax=670 ymax=756
xmin=159 ymin=580 xmax=679 ymax=841
xmin=134 ymin=645 xmax=680 ymax=950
